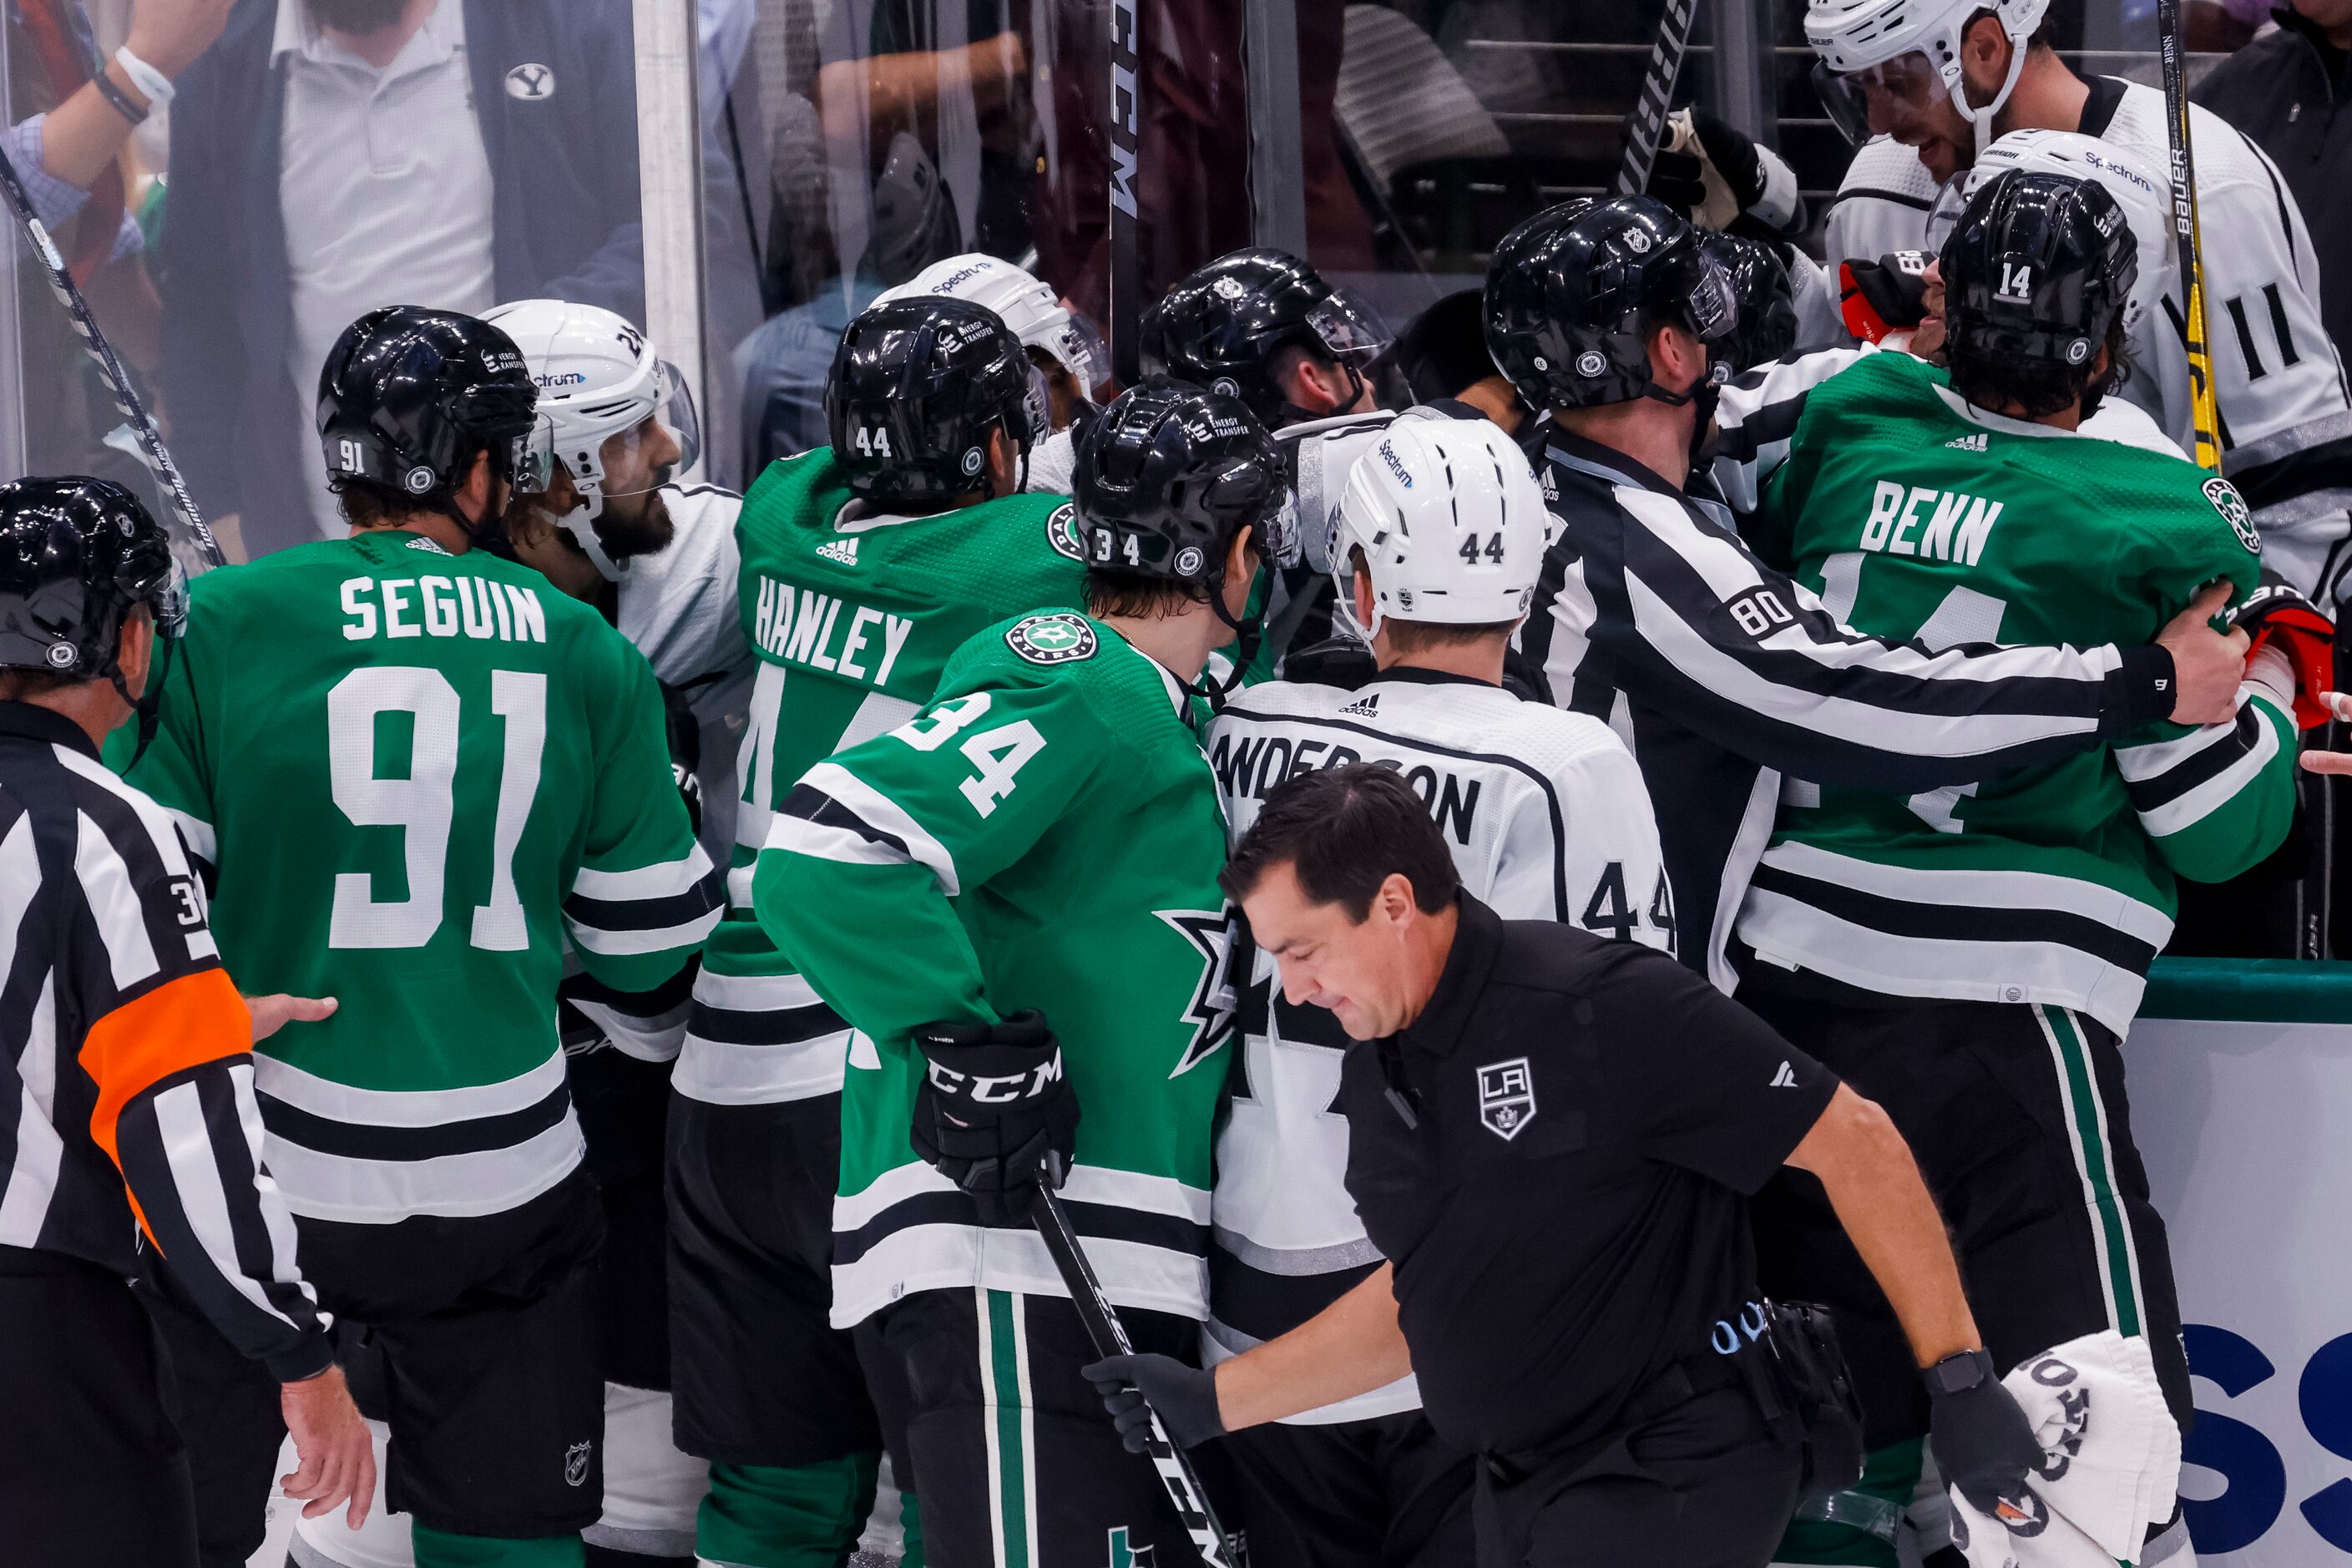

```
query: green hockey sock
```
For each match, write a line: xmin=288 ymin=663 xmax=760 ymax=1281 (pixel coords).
xmin=898 ymin=1486 xmax=923 ymax=1568
xmin=408 ymin=1523 xmax=584 ymax=1568
xmin=1770 ymin=1437 xmax=1925 ymax=1567
xmin=696 ymin=1454 xmax=882 ymax=1568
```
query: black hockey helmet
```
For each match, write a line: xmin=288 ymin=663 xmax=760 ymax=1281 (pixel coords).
xmin=1484 ymin=195 xmax=1739 ymax=412
xmin=1391 ymin=289 xmax=1507 ymax=406
xmin=861 ymin=131 xmax=964 ymax=287
xmin=1074 ymin=375 xmax=1294 ymax=587
xmin=1143 ymin=249 xmax=1391 ymax=427
xmin=825 ymin=296 xmax=1047 ymax=507
xmin=1941 ymin=169 xmax=2137 ymax=379
xmin=1702 ymin=231 xmax=1801 ymax=372
xmin=0 ymin=475 xmax=185 ymax=685
xmin=318 ymin=306 xmax=544 ymax=533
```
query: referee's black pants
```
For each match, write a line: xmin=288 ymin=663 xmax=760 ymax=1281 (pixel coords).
xmin=0 ymin=1244 xmax=202 ymax=1566
xmin=1474 ymin=1385 xmax=1801 ymax=1568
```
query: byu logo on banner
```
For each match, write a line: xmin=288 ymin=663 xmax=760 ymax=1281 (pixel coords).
xmin=1477 ymin=1058 xmax=1536 ymax=1141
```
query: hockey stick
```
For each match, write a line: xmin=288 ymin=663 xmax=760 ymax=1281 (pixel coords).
xmin=2155 ymin=0 xmax=2222 ymax=476
xmin=1612 ymin=0 xmax=1700 ymax=200
xmin=1107 ymin=0 xmax=1143 ymax=387
xmin=1030 ymin=1187 xmax=1239 ymax=1568
xmin=0 ymin=142 xmax=224 ymax=572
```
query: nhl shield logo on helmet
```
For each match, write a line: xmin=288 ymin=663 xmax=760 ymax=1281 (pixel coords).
xmin=961 ymin=447 xmax=984 ymax=475
xmin=1174 ymin=545 xmax=1206 ymax=576
xmin=1477 ymin=1057 xmax=1536 ymax=1140
xmin=2203 ymin=477 xmax=2261 ymax=554
xmin=404 ymin=466 xmax=436 ymax=493
xmin=1006 ymin=612 xmax=1098 ymax=665
xmin=1576 ymin=351 xmax=1608 ymax=377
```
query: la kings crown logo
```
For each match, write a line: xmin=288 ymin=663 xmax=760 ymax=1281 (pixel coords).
xmin=1477 ymin=1057 xmax=1537 ymax=1140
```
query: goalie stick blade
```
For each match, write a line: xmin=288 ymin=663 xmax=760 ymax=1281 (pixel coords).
xmin=1613 ymin=0 xmax=1700 ymax=200
xmin=0 ymin=143 xmax=225 ymax=574
xmin=1030 ymin=1187 xmax=1241 ymax=1568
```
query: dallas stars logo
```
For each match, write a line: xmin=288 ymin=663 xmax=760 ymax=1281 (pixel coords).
xmin=1156 ymin=906 xmax=1239 ymax=1077
xmin=1005 ymin=612 xmax=1097 ymax=665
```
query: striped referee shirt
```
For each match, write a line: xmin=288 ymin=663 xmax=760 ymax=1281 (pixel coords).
xmin=0 ymin=701 xmax=331 ymax=1381
xmin=1527 ymin=431 xmax=2177 ymax=992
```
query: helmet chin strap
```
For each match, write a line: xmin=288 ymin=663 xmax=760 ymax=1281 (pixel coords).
xmin=1950 ymin=34 xmax=2031 ymax=159
xmin=553 ymin=497 xmax=629 ymax=584
xmin=1202 ymin=583 xmax=1262 ymax=705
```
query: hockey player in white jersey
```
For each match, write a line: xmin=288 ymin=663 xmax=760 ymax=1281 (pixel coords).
xmin=287 ymin=299 xmax=753 ymax=1568
xmin=873 ymin=250 xmax=1107 ymax=493
xmin=1808 ymin=0 xmax=2352 ymax=602
xmin=1198 ymin=415 xmax=1670 ymax=1568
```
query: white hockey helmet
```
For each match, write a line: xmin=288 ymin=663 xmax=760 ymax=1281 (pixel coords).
xmin=1932 ymin=129 xmax=2172 ymax=333
xmin=1330 ymin=417 xmax=1550 ymax=644
xmin=480 ymin=298 xmax=702 ymax=581
xmin=876 ymin=252 xmax=1107 ymax=400
xmin=1807 ymin=0 xmax=2050 ymax=149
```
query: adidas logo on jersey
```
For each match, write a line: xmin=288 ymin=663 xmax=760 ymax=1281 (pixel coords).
xmin=1338 ymin=693 xmax=1381 ymax=717
xmin=815 ymin=537 xmax=859 ymax=566
xmin=1944 ymin=432 xmax=1989 ymax=452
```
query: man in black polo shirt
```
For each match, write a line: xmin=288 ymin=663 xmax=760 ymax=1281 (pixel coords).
xmin=1085 ymin=764 xmax=2040 ymax=1568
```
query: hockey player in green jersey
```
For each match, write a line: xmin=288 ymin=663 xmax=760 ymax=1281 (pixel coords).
xmin=1719 ymin=173 xmax=2307 ymax=1566
xmin=665 ymin=293 xmax=1086 ymax=1568
xmin=759 ymin=376 xmax=1290 ymax=1568
xmin=121 ymin=308 xmax=722 ymax=1568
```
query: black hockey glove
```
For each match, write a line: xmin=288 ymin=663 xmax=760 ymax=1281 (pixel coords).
xmin=1925 ymin=1349 xmax=2041 ymax=1518
xmin=1646 ymin=109 xmax=1806 ymax=239
xmin=1839 ymin=252 xmax=1933 ymax=344
xmin=2225 ymin=568 xmax=2337 ymax=731
xmin=1082 ymin=1353 xmax=1226 ymax=1454
xmin=910 ymin=1009 xmax=1078 ymax=1225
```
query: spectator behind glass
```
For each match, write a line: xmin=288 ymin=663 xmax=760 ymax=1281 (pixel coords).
xmin=159 ymin=0 xmax=650 ymax=557
xmin=731 ymin=129 xmax=965 ymax=473
xmin=6 ymin=0 xmax=233 ymax=504
xmin=2196 ymin=0 xmax=2352 ymax=357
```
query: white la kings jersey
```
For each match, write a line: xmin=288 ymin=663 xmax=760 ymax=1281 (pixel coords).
xmin=618 ymin=483 xmax=756 ymax=866
xmin=1822 ymin=86 xmax=2352 ymax=602
xmin=1202 ymin=669 xmax=1670 ymax=1423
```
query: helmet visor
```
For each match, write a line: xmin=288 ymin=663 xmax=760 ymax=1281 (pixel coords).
xmin=1687 ymin=251 xmax=1741 ymax=346
xmin=1050 ymin=314 xmax=1110 ymax=398
xmin=1260 ymin=486 xmax=1305 ymax=570
xmin=1308 ymin=288 xmax=1393 ymax=367
xmin=592 ymin=361 xmax=704 ymax=499
xmin=1812 ymin=53 xmax=1949 ymax=147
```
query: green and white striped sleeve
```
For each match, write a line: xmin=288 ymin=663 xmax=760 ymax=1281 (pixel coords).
xmin=754 ymin=671 xmax=1113 ymax=1052
xmin=564 ymin=635 xmax=725 ymax=990
xmin=2112 ymin=685 xmax=2298 ymax=884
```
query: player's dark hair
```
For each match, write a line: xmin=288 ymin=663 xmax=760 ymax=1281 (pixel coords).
xmin=331 ymin=472 xmax=421 ymax=530
xmin=1085 ymin=569 xmax=1208 ymax=620
xmin=1221 ymin=762 xmax=1462 ymax=921
xmin=1947 ymin=308 xmax=2128 ymax=420
xmin=0 ymin=668 xmax=74 ymax=699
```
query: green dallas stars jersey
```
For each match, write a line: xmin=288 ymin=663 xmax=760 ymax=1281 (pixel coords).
xmin=758 ymin=613 xmax=1236 ymax=1326
xmin=118 ymin=528 xmax=719 ymax=1224
xmin=677 ymin=447 xmax=1088 ymax=1106
xmin=1735 ymin=352 xmax=2295 ymax=1034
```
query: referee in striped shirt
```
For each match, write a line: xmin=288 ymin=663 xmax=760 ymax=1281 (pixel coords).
xmin=0 ymin=477 xmax=372 ymax=1565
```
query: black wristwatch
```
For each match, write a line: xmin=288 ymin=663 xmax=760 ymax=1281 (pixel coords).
xmin=1923 ymin=1347 xmax=1996 ymax=1396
